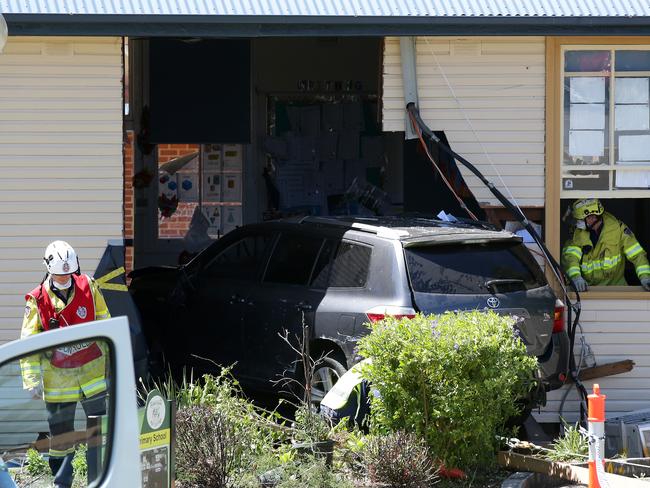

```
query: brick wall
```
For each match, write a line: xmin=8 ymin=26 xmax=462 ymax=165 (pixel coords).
xmin=157 ymin=144 xmax=200 ymax=238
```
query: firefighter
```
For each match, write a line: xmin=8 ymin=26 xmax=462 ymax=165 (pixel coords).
xmin=20 ymin=241 xmax=111 ymax=488
xmin=562 ymin=199 xmax=650 ymax=292
xmin=320 ymin=359 xmax=373 ymax=430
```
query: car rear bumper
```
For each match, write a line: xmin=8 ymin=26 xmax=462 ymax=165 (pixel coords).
xmin=537 ymin=330 xmax=570 ymax=391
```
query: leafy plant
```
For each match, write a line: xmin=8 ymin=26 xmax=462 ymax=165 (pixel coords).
xmin=292 ymin=404 xmax=331 ymax=443
xmin=25 ymin=448 xmax=49 ymax=477
xmin=358 ymin=311 xmax=538 ymax=469
xmin=363 ymin=431 xmax=438 ymax=488
xmin=546 ymin=421 xmax=589 ymax=463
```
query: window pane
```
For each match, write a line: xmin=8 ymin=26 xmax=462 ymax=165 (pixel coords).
xmin=563 ymin=77 xmax=610 ymax=166
xmin=310 ymin=239 xmax=335 ymax=288
xmin=614 ymin=170 xmax=650 ymax=189
xmin=405 ymin=242 xmax=546 ymax=294
xmin=0 ymin=339 xmax=113 ymax=487
xmin=203 ymin=234 xmax=273 ymax=280
xmin=616 ymin=50 xmax=650 ymax=72
xmin=264 ymin=234 xmax=324 ymax=285
xmin=329 ymin=242 xmax=372 ymax=288
xmin=564 ymin=50 xmax=611 ymax=72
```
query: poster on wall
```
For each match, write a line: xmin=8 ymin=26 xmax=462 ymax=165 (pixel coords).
xmin=202 ymin=205 xmax=222 ymax=236
xmin=222 ymin=174 xmax=242 ymax=202
xmin=203 ymin=172 xmax=222 ymax=201
xmin=177 ymin=173 xmax=199 ymax=202
xmin=202 ymin=144 xmax=223 ymax=170
xmin=221 ymin=205 xmax=242 ymax=235
xmin=222 ymin=144 xmax=243 ymax=171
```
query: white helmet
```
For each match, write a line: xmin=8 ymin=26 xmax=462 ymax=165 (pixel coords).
xmin=43 ymin=241 xmax=79 ymax=275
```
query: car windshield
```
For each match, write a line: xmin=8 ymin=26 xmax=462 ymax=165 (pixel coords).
xmin=405 ymin=241 xmax=547 ymax=294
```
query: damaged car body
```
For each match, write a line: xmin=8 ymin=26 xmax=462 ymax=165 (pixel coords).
xmin=129 ymin=216 xmax=570 ymax=405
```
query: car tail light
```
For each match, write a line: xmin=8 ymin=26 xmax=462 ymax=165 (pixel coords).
xmin=366 ymin=306 xmax=417 ymax=323
xmin=553 ymin=299 xmax=565 ymax=333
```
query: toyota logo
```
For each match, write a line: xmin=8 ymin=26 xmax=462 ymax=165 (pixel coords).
xmin=487 ymin=297 xmax=500 ymax=309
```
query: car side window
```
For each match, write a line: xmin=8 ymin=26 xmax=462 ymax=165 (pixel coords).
xmin=328 ymin=242 xmax=372 ymax=287
xmin=263 ymin=233 xmax=324 ymax=286
xmin=202 ymin=233 xmax=273 ymax=281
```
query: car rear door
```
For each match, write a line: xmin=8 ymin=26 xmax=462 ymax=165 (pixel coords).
xmin=242 ymin=230 xmax=328 ymax=386
xmin=403 ymin=239 xmax=555 ymax=356
xmin=185 ymin=229 xmax=276 ymax=376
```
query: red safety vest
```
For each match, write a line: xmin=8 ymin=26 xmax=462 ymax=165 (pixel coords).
xmin=27 ymin=274 xmax=102 ymax=368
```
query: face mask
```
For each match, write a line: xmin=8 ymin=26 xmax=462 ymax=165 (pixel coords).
xmin=51 ymin=277 xmax=72 ymax=290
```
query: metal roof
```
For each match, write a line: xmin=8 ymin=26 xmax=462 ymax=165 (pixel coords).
xmin=2 ymin=0 xmax=650 ymax=18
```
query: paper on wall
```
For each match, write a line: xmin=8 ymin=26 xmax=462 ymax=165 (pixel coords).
xmin=222 ymin=144 xmax=243 ymax=171
xmin=570 ymin=103 xmax=605 ymax=130
xmin=177 ymin=173 xmax=199 ymax=202
xmin=568 ymin=130 xmax=605 ymax=157
xmin=221 ymin=205 xmax=242 ymax=235
xmin=570 ymin=77 xmax=606 ymax=104
xmin=618 ymin=134 xmax=650 ymax=161
xmin=615 ymin=77 xmax=649 ymax=104
xmin=202 ymin=144 xmax=222 ymax=170
xmin=222 ymin=174 xmax=242 ymax=201
xmin=615 ymin=170 xmax=650 ymax=188
xmin=202 ymin=205 xmax=222 ymax=236
xmin=203 ymin=172 xmax=222 ymax=201
xmin=615 ymin=104 xmax=650 ymax=131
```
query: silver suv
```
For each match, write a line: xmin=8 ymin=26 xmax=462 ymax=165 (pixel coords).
xmin=130 ymin=216 xmax=569 ymax=405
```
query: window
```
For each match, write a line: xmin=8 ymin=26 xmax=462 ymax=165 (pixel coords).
xmin=405 ymin=242 xmax=547 ymax=294
xmin=328 ymin=242 xmax=372 ymax=288
xmin=264 ymin=234 xmax=324 ymax=285
xmin=561 ymin=47 xmax=650 ymax=196
xmin=203 ymin=234 xmax=273 ymax=280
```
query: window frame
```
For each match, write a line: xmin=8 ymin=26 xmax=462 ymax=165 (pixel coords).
xmin=546 ymin=36 xmax=650 ymax=299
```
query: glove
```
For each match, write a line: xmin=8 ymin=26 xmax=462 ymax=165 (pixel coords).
xmin=27 ymin=385 xmax=42 ymax=400
xmin=572 ymin=276 xmax=588 ymax=292
xmin=641 ymin=277 xmax=650 ymax=291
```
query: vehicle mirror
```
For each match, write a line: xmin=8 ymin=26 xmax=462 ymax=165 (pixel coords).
xmin=0 ymin=338 xmax=114 ymax=487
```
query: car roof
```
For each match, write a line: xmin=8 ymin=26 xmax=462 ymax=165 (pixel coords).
xmin=271 ymin=215 xmax=522 ymax=245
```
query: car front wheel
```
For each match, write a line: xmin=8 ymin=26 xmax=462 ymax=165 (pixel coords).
xmin=309 ymin=356 xmax=347 ymax=409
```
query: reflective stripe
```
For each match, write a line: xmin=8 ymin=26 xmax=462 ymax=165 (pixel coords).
xmin=20 ymin=365 xmax=41 ymax=374
xmin=49 ymin=447 xmax=75 ymax=457
xmin=567 ymin=266 xmax=581 ymax=278
xmin=625 ymin=243 xmax=643 ymax=259
xmin=637 ymin=265 xmax=650 ymax=277
xmin=81 ymin=377 xmax=106 ymax=397
xmin=581 ymin=255 xmax=622 ymax=274
xmin=563 ymin=246 xmax=583 ymax=259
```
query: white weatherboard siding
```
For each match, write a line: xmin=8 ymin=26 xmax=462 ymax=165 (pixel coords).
xmin=383 ymin=37 xmax=545 ymax=207
xmin=0 ymin=36 xmax=123 ymax=344
xmin=536 ymin=298 xmax=650 ymax=423
xmin=0 ymin=37 xmax=123 ymax=447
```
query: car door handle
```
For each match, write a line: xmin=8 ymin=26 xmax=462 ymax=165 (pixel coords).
xmin=296 ymin=301 xmax=313 ymax=312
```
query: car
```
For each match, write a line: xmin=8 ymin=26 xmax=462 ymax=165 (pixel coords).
xmin=129 ymin=216 xmax=570 ymax=406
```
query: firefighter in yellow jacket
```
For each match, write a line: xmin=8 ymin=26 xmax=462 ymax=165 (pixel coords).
xmin=562 ymin=199 xmax=650 ymax=292
xmin=20 ymin=240 xmax=110 ymax=488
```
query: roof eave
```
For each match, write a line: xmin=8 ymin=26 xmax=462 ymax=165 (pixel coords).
xmin=5 ymin=14 xmax=650 ymax=37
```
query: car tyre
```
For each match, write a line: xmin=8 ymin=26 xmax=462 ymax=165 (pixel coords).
xmin=309 ymin=356 xmax=347 ymax=410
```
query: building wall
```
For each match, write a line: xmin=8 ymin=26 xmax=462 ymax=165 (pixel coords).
xmin=536 ymin=298 xmax=650 ymax=423
xmin=382 ymin=36 xmax=545 ymax=207
xmin=0 ymin=36 xmax=123 ymax=344
xmin=0 ymin=35 xmax=123 ymax=446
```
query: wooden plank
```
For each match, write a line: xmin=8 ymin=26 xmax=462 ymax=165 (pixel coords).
xmin=562 ymin=360 xmax=636 ymax=383
xmin=497 ymin=451 xmax=650 ymax=487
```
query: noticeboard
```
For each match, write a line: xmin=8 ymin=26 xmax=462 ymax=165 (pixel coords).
xmin=139 ymin=390 xmax=175 ymax=488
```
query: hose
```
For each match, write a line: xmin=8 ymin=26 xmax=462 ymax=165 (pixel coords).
xmin=406 ymin=103 xmax=588 ymax=424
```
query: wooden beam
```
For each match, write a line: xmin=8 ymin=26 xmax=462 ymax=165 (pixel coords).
xmin=564 ymin=360 xmax=635 ymax=384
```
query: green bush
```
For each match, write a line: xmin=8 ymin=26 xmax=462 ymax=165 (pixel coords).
xmin=357 ymin=311 xmax=538 ymax=468
xmin=25 ymin=448 xmax=49 ymax=477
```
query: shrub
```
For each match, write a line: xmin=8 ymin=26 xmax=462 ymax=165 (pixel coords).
xmin=175 ymin=405 xmax=242 ymax=488
xmin=363 ymin=431 xmax=438 ymax=488
xmin=357 ymin=310 xmax=538 ymax=468
xmin=546 ymin=421 xmax=588 ymax=463
xmin=25 ymin=448 xmax=49 ymax=476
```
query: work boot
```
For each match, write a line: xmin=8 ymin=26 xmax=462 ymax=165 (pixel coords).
xmin=52 ymin=453 xmax=74 ymax=488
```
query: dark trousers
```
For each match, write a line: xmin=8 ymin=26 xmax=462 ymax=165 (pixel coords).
xmin=46 ymin=393 xmax=107 ymax=487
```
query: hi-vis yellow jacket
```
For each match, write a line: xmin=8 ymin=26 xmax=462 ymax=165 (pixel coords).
xmin=20 ymin=275 xmax=111 ymax=403
xmin=562 ymin=212 xmax=650 ymax=286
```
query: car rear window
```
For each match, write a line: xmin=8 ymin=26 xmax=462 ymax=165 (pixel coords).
xmin=311 ymin=241 xmax=372 ymax=288
xmin=405 ymin=241 xmax=547 ymax=294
